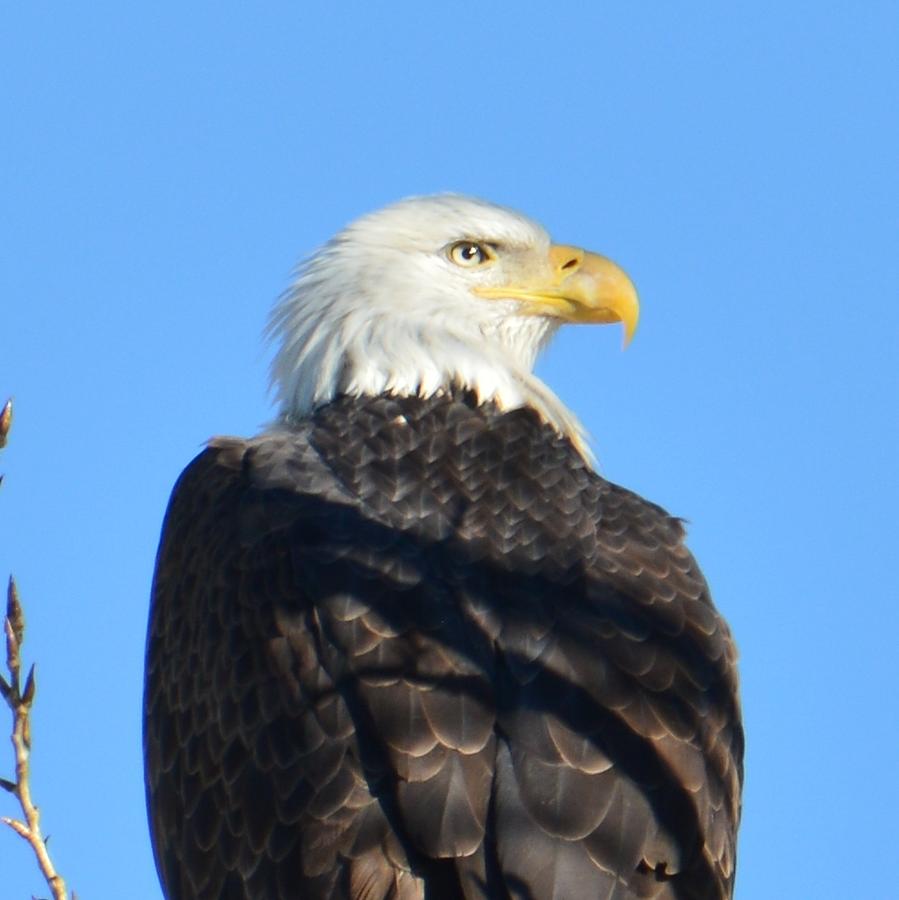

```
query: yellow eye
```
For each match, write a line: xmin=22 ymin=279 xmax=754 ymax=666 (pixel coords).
xmin=448 ymin=241 xmax=492 ymax=267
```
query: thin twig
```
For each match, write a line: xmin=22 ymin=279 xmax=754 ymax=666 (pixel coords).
xmin=0 ymin=398 xmax=10 ymax=450
xmin=1 ymin=399 xmax=73 ymax=899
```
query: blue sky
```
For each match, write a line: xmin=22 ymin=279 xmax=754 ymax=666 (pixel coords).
xmin=2 ymin=3 xmax=897 ymax=897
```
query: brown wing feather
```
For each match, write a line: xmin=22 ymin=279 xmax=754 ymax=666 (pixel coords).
xmin=146 ymin=438 xmax=422 ymax=899
xmin=144 ymin=392 xmax=742 ymax=900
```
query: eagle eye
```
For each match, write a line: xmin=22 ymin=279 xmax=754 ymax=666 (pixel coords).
xmin=448 ymin=241 xmax=493 ymax=268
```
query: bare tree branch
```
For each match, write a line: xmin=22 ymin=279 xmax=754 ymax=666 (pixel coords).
xmin=1 ymin=399 xmax=74 ymax=900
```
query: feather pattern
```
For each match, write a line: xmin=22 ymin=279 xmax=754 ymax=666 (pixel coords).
xmin=145 ymin=392 xmax=742 ymax=900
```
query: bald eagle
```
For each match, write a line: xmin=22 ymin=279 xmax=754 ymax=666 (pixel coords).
xmin=144 ymin=195 xmax=742 ymax=900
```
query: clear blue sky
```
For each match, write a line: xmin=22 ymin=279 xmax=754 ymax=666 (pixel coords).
xmin=2 ymin=4 xmax=897 ymax=897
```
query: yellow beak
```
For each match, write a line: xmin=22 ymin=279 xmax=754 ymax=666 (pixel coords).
xmin=474 ymin=244 xmax=640 ymax=346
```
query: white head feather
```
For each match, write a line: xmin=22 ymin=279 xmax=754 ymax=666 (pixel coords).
xmin=268 ymin=194 xmax=591 ymax=452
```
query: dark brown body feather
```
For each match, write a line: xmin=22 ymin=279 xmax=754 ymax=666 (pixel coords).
xmin=144 ymin=392 xmax=742 ymax=900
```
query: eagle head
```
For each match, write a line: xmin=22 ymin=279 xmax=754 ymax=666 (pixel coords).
xmin=268 ymin=194 xmax=638 ymax=452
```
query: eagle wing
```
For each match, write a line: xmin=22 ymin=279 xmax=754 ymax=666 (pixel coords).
xmin=144 ymin=395 xmax=742 ymax=900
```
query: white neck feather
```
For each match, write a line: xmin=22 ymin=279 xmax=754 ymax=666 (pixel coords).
xmin=266 ymin=196 xmax=593 ymax=459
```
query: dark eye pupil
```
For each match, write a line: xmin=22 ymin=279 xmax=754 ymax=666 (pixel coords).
xmin=450 ymin=241 xmax=488 ymax=265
